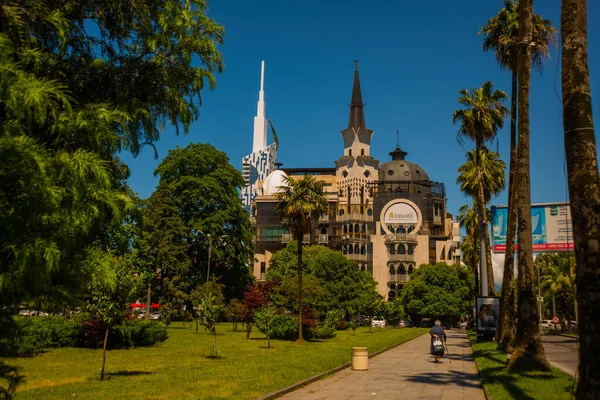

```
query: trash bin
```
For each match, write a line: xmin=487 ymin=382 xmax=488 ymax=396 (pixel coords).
xmin=351 ymin=347 xmax=368 ymax=371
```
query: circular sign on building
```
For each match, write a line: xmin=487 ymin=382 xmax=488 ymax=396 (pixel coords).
xmin=380 ymin=199 xmax=422 ymax=235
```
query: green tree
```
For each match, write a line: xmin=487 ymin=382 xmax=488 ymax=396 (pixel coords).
xmin=458 ymin=204 xmax=480 ymax=292
xmin=480 ymin=0 xmax=556 ymax=352
xmin=197 ymin=294 xmax=223 ymax=359
xmin=87 ymin=260 xmax=139 ymax=380
xmin=154 ymin=143 xmax=255 ymax=300
xmin=190 ymin=279 xmax=225 ymax=333
xmin=274 ymin=176 xmax=328 ymax=342
xmin=456 ymin=146 xmax=506 ymax=203
xmin=537 ymin=253 xmax=576 ymax=321
xmin=225 ymin=299 xmax=244 ymax=332
xmin=453 ymin=82 xmax=509 ymax=297
xmin=255 ymin=306 xmax=278 ymax=349
xmin=267 ymin=242 xmax=379 ymax=316
xmin=400 ymin=263 xmax=474 ymax=319
xmin=561 ymin=0 xmax=600 ymax=395
xmin=508 ymin=0 xmax=551 ymax=372
xmin=383 ymin=298 xmax=405 ymax=327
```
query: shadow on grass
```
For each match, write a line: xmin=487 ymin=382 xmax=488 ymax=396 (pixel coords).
xmin=109 ymin=370 xmax=153 ymax=377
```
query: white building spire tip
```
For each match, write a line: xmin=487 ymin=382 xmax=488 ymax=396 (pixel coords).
xmin=260 ymin=61 xmax=265 ymax=91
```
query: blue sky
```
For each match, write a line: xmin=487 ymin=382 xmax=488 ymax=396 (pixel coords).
xmin=119 ymin=0 xmax=600 ymax=218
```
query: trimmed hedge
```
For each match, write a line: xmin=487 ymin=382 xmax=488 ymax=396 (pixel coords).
xmin=9 ymin=316 xmax=168 ymax=356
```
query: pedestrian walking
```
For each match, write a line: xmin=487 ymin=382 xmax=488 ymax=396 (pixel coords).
xmin=429 ymin=320 xmax=447 ymax=363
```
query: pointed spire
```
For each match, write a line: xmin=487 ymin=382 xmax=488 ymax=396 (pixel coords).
xmin=390 ymin=129 xmax=408 ymax=160
xmin=348 ymin=60 xmax=365 ymax=130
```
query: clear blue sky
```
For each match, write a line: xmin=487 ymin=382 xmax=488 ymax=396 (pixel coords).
xmin=119 ymin=0 xmax=600 ymax=218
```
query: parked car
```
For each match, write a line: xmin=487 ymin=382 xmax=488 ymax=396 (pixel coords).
xmin=539 ymin=319 xmax=561 ymax=331
xmin=420 ymin=318 xmax=434 ymax=328
xmin=399 ymin=319 xmax=413 ymax=328
xmin=149 ymin=311 xmax=160 ymax=320
xmin=18 ymin=309 xmax=30 ymax=316
xmin=371 ymin=316 xmax=386 ymax=328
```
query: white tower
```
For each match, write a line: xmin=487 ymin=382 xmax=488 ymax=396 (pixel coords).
xmin=241 ymin=61 xmax=277 ymax=212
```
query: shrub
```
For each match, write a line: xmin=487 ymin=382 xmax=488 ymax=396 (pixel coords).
xmin=313 ymin=326 xmax=336 ymax=339
xmin=270 ymin=314 xmax=297 ymax=340
xmin=109 ymin=320 xmax=168 ymax=348
xmin=335 ymin=319 xmax=347 ymax=330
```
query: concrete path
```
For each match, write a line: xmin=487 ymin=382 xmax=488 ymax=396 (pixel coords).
xmin=541 ymin=334 xmax=579 ymax=377
xmin=278 ymin=330 xmax=485 ymax=400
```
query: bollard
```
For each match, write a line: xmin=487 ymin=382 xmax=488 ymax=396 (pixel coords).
xmin=351 ymin=347 xmax=368 ymax=371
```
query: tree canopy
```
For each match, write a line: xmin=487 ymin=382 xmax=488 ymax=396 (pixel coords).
xmin=400 ymin=263 xmax=474 ymax=319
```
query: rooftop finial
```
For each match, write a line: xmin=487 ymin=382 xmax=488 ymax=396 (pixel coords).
xmin=396 ymin=129 xmax=400 ymax=148
xmin=348 ymin=62 xmax=365 ymax=129
xmin=354 ymin=60 xmax=359 ymax=71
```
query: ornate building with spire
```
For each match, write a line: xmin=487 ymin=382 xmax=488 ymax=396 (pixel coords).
xmin=241 ymin=61 xmax=277 ymax=212
xmin=247 ymin=62 xmax=460 ymax=299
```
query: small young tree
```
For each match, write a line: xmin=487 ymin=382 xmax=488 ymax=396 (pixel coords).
xmin=87 ymin=259 xmax=138 ymax=380
xmin=197 ymin=295 xmax=223 ymax=359
xmin=255 ymin=306 xmax=277 ymax=349
xmin=384 ymin=298 xmax=405 ymax=327
xmin=225 ymin=299 xmax=243 ymax=332
xmin=242 ymin=283 xmax=272 ymax=339
xmin=346 ymin=307 xmax=358 ymax=335
xmin=190 ymin=279 xmax=225 ymax=333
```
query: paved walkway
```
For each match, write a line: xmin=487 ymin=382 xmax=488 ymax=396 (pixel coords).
xmin=541 ymin=334 xmax=579 ymax=377
xmin=278 ymin=330 xmax=485 ymax=400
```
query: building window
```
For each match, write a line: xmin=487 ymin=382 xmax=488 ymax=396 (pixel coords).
xmin=398 ymin=244 xmax=406 ymax=254
xmin=339 ymin=209 xmax=344 ymax=216
xmin=354 ymin=225 xmax=360 ymax=233
xmin=260 ymin=262 xmax=266 ymax=273
xmin=342 ymin=170 xmax=348 ymax=178
xmin=361 ymin=245 xmax=366 ymax=255
xmin=349 ymin=149 xmax=352 ymax=157
xmin=408 ymin=244 xmax=414 ymax=255
xmin=367 ymin=208 xmax=373 ymax=216
xmin=399 ymin=265 xmax=406 ymax=274
xmin=361 ymin=149 xmax=365 ymax=156
xmin=389 ymin=265 xmax=396 ymax=274
xmin=364 ymin=170 xmax=370 ymax=178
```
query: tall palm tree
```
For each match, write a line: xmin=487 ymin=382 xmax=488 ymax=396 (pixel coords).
xmin=458 ymin=204 xmax=480 ymax=294
xmin=457 ymin=146 xmax=506 ymax=204
xmin=453 ymin=82 xmax=509 ymax=297
xmin=538 ymin=253 xmax=576 ymax=321
xmin=507 ymin=0 xmax=550 ymax=371
xmin=274 ymin=174 xmax=328 ymax=342
xmin=480 ymin=0 xmax=556 ymax=352
xmin=561 ymin=0 xmax=600 ymax=394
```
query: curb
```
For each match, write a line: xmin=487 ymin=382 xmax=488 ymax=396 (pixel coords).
xmin=256 ymin=329 xmax=428 ymax=400
xmin=468 ymin=336 xmax=494 ymax=400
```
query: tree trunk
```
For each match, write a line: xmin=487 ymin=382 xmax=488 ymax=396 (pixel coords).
xmin=561 ymin=0 xmax=600 ymax=396
xmin=508 ymin=0 xmax=551 ymax=371
xmin=100 ymin=326 xmax=109 ymax=380
xmin=213 ymin=330 xmax=217 ymax=358
xmin=475 ymin=138 xmax=489 ymax=297
xmin=297 ymin=230 xmax=304 ymax=342
xmin=499 ymin=63 xmax=519 ymax=350
xmin=146 ymin=284 xmax=151 ymax=321
xmin=483 ymin=219 xmax=496 ymax=295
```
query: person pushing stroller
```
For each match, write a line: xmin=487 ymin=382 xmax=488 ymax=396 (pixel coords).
xmin=429 ymin=320 xmax=447 ymax=363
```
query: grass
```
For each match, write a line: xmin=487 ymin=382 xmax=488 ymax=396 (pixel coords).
xmin=469 ymin=332 xmax=577 ymax=400
xmin=11 ymin=323 xmax=427 ymax=399
xmin=561 ymin=333 xmax=579 ymax=339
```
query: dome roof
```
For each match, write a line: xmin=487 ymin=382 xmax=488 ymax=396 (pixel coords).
xmin=262 ymin=169 xmax=289 ymax=195
xmin=378 ymin=147 xmax=429 ymax=182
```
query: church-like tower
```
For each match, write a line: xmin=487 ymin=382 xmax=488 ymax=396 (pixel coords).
xmin=334 ymin=61 xmax=380 ymax=273
xmin=241 ymin=61 xmax=277 ymax=211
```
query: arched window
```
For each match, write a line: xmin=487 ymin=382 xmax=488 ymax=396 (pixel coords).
xmin=361 ymin=245 xmax=366 ymax=255
xmin=398 ymin=226 xmax=406 ymax=234
xmin=349 ymin=149 xmax=352 ymax=157
xmin=408 ymin=244 xmax=414 ymax=255
xmin=339 ymin=209 xmax=345 ymax=216
xmin=342 ymin=245 xmax=347 ymax=255
xmin=388 ymin=244 xmax=396 ymax=255
xmin=348 ymin=245 xmax=354 ymax=254
xmin=361 ymin=149 xmax=365 ymax=156
xmin=367 ymin=208 xmax=373 ymax=216
xmin=399 ymin=264 xmax=406 ymax=274
xmin=354 ymin=224 xmax=360 ymax=233
xmin=398 ymin=244 xmax=406 ymax=254
xmin=389 ymin=265 xmax=396 ymax=275
xmin=361 ymin=224 xmax=366 ymax=233
xmin=440 ymin=246 xmax=446 ymax=260
xmin=408 ymin=265 xmax=414 ymax=274
xmin=354 ymin=244 xmax=360 ymax=254
xmin=343 ymin=225 xmax=348 ymax=234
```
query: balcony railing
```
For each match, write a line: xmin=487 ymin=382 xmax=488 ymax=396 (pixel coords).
xmin=317 ymin=234 xmax=328 ymax=243
xmin=385 ymin=233 xmax=418 ymax=243
xmin=345 ymin=253 xmax=369 ymax=262
xmin=388 ymin=253 xmax=416 ymax=262
xmin=388 ymin=274 xmax=410 ymax=283
xmin=433 ymin=215 xmax=442 ymax=225
xmin=341 ymin=232 xmax=370 ymax=241
xmin=336 ymin=213 xmax=374 ymax=223
xmin=318 ymin=215 xmax=330 ymax=224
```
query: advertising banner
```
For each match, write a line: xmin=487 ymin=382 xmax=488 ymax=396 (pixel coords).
xmin=476 ymin=296 xmax=501 ymax=340
xmin=491 ymin=203 xmax=573 ymax=253
xmin=384 ymin=203 xmax=418 ymax=225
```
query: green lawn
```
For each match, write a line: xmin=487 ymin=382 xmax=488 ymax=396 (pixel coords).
xmin=469 ymin=333 xmax=577 ymax=400
xmin=12 ymin=323 xmax=427 ymax=399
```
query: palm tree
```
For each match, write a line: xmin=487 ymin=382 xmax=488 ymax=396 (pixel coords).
xmin=480 ymin=0 xmax=556 ymax=351
xmin=453 ymin=82 xmax=509 ymax=297
xmin=562 ymin=1 xmax=599 ymax=393
xmin=274 ymin=174 xmax=328 ymax=342
xmin=507 ymin=0 xmax=550 ymax=371
xmin=537 ymin=253 xmax=576 ymax=321
xmin=458 ymin=204 xmax=480 ymax=293
xmin=457 ymin=146 xmax=506 ymax=204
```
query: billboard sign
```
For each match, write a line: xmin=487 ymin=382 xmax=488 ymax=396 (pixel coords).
xmin=384 ymin=203 xmax=418 ymax=225
xmin=491 ymin=202 xmax=573 ymax=253
xmin=476 ymin=296 xmax=501 ymax=341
